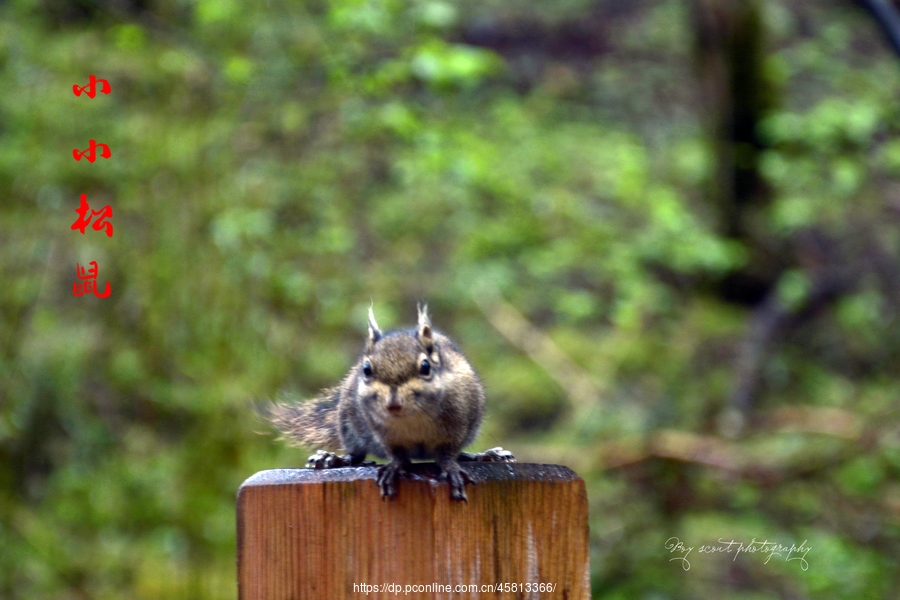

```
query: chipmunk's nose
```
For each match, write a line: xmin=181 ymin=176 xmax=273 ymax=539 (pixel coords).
xmin=386 ymin=387 xmax=402 ymax=414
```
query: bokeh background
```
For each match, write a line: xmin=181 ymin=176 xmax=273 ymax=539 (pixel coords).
xmin=2 ymin=0 xmax=900 ymax=597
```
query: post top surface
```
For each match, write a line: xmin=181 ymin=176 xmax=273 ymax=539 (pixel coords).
xmin=239 ymin=462 xmax=581 ymax=491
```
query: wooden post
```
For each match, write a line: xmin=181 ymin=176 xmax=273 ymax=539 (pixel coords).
xmin=237 ymin=462 xmax=590 ymax=599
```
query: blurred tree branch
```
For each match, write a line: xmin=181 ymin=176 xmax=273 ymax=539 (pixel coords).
xmin=730 ymin=263 xmax=852 ymax=421
xmin=529 ymin=406 xmax=888 ymax=485
xmin=473 ymin=288 xmax=605 ymax=411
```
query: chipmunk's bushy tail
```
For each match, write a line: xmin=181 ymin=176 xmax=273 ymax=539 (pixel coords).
xmin=261 ymin=389 xmax=343 ymax=451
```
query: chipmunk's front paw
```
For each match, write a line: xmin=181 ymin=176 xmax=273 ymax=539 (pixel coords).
xmin=376 ymin=460 xmax=407 ymax=500
xmin=439 ymin=463 xmax=472 ymax=502
xmin=470 ymin=447 xmax=517 ymax=463
xmin=306 ymin=450 xmax=351 ymax=469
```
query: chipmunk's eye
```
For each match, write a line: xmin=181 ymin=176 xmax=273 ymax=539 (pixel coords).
xmin=419 ymin=358 xmax=431 ymax=377
xmin=363 ymin=361 xmax=373 ymax=378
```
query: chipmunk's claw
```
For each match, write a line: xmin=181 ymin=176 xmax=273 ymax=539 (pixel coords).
xmin=376 ymin=460 xmax=407 ymax=499
xmin=437 ymin=462 xmax=471 ymax=502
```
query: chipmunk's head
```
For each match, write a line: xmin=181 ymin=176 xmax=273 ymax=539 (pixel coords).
xmin=357 ymin=304 xmax=446 ymax=418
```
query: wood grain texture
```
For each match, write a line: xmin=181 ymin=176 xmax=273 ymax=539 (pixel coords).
xmin=237 ymin=463 xmax=590 ymax=599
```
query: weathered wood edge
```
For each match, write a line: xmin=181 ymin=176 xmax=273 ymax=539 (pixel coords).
xmin=238 ymin=462 xmax=583 ymax=491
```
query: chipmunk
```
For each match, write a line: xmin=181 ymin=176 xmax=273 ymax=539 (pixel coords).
xmin=265 ymin=305 xmax=514 ymax=501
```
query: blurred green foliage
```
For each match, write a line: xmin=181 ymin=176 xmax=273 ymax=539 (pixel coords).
xmin=1 ymin=0 xmax=899 ymax=598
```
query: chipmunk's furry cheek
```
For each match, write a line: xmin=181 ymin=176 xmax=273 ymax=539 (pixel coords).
xmin=358 ymin=383 xmax=384 ymax=414
xmin=358 ymin=377 xmax=386 ymax=400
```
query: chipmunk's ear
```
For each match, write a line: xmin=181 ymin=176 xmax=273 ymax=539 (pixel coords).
xmin=367 ymin=306 xmax=382 ymax=346
xmin=417 ymin=303 xmax=433 ymax=348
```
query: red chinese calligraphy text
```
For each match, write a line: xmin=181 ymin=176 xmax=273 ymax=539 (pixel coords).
xmin=72 ymin=75 xmax=111 ymax=98
xmin=73 ymin=261 xmax=111 ymax=298
xmin=71 ymin=194 xmax=113 ymax=237
xmin=73 ymin=140 xmax=111 ymax=163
